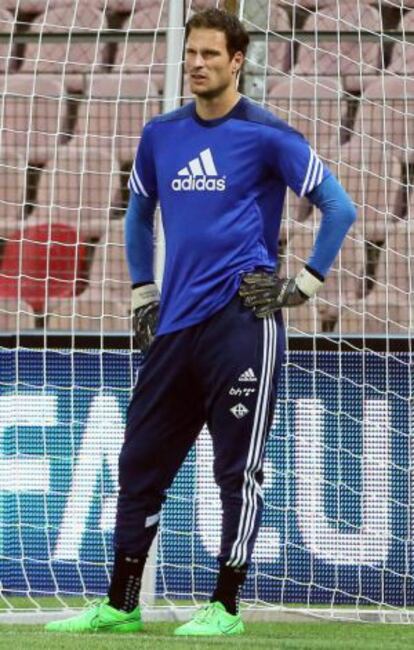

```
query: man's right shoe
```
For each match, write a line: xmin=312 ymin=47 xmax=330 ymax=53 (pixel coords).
xmin=45 ymin=597 xmax=143 ymax=634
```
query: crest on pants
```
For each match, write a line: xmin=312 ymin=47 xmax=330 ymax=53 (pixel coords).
xmin=230 ymin=403 xmax=249 ymax=419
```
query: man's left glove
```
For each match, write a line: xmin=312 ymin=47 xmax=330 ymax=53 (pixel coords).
xmin=132 ymin=283 xmax=160 ymax=354
xmin=239 ymin=267 xmax=323 ymax=318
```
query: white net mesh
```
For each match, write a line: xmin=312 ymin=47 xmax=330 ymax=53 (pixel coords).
xmin=0 ymin=0 xmax=412 ymax=623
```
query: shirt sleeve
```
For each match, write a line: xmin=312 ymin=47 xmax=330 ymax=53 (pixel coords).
xmin=128 ymin=121 xmax=158 ymax=199
xmin=262 ymin=125 xmax=331 ymax=198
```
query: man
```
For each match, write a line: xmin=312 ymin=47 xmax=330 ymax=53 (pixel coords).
xmin=46 ymin=8 xmax=356 ymax=637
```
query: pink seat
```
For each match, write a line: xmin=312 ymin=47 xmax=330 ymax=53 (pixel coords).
xmin=335 ymin=221 xmax=414 ymax=335
xmin=388 ymin=10 xmax=414 ymax=75
xmin=0 ymin=9 xmax=14 ymax=73
xmin=0 ymin=153 xmax=25 ymax=237
xmin=278 ymin=0 xmax=342 ymax=8
xmin=73 ymin=73 xmax=160 ymax=166
xmin=294 ymin=3 xmax=382 ymax=92
xmin=4 ymin=0 xmax=48 ymax=13
xmin=282 ymin=223 xmax=321 ymax=332
xmin=20 ymin=4 xmax=108 ymax=92
xmin=0 ymin=299 xmax=35 ymax=331
xmin=113 ymin=7 xmax=167 ymax=93
xmin=244 ymin=6 xmax=291 ymax=97
xmin=267 ymin=76 xmax=345 ymax=150
xmin=286 ymin=220 xmax=364 ymax=331
xmin=0 ymin=74 xmax=67 ymax=165
xmin=48 ymin=221 xmax=131 ymax=331
xmin=353 ymin=76 xmax=414 ymax=163
xmin=267 ymin=76 xmax=345 ymax=223
xmin=29 ymin=143 xmax=120 ymax=240
xmin=334 ymin=137 xmax=401 ymax=240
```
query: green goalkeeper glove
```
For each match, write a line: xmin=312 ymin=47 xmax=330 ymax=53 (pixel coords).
xmin=132 ymin=283 xmax=160 ymax=354
xmin=239 ymin=267 xmax=323 ymax=318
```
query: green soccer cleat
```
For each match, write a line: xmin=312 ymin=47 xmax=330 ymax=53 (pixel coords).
xmin=174 ymin=601 xmax=245 ymax=636
xmin=45 ymin=597 xmax=143 ymax=634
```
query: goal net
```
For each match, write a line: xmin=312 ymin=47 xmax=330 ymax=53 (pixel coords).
xmin=0 ymin=0 xmax=412 ymax=623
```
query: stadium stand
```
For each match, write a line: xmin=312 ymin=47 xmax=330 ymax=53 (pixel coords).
xmin=0 ymin=9 xmax=14 ymax=73
xmin=335 ymin=220 xmax=413 ymax=334
xmin=0 ymin=74 xmax=68 ymax=166
xmin=334 ymin=138 xmax=402 ymax=241
xmin=0 ymin=222 xmax=88 ymax=314
xmin=284 ymin=221 xmax=364 ymax=332
xmin=293 ymin=3 xmax=383 ymax=92
xmin=388 ymin=10 xmax=414 ymax=74
xmin=0 ymin=298 xmax=35 ymax=330
xmin=19 ymin=3 xmax=109 ymax=92
xmin=0 ymin=153 xmax=26 ymax=237
xmin=47 ymin=220 xmax=131 ymax=331
xmin=27 ymin=142 xmax=120 ymax=240
xmin=73 ymin=73 xmax=160 ymax=166
xmin=113 ymin=6 xmax=168 ymax=94
xmin=352 ymin=76 xmax=414 ymax=165
xmin=243 ymin=5 xmax=291 ymax=97
xmin=268 ymin=76 xmax=345 ymax=222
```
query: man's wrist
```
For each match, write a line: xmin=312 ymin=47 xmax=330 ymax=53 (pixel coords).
xmin=295 ymin=266 xmax=324 ymax=298
xmin=132 ymin=283 xmax=160 ymax=311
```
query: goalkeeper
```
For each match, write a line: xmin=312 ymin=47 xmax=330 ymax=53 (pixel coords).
xmin=46 ymin=7 xmax=356 ymax=637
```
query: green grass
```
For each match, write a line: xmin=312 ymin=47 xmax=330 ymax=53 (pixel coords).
xmin=1 ymin=622 xmax=414 ymax=650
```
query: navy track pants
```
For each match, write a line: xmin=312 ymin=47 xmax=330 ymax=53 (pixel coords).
xmin=114 ymin=294 xmax=285 ymax=567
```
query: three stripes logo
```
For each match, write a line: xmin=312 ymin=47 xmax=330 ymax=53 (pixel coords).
xmin=238 ymin=368 xmax=257 ymax=382
xmin=171 ymin=147 xmax=226 ymax=192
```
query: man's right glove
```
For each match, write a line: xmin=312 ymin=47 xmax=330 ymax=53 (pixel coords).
xmin=239 ymin=267 xmax=323 ymax=318
xmin=132 ymin=283 xmax=160 ymax=355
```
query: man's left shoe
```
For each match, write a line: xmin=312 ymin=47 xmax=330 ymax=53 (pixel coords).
xmin=174 ymin=601 xmax=245 ymax=636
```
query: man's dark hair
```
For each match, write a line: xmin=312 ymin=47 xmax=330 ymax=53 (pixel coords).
xmin=185 ymin=8 xmax=250 ymax=58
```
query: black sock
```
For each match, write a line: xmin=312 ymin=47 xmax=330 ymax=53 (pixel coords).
xmin=107 ymin=550 xmax=147 ymax=613
xmin=211 ymin=563 xmax=248 ymax=615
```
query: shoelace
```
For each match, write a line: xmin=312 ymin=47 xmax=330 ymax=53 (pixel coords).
xmin=193 ymin=603 xmax=218 ymax=624
xmin=85 ymin=597 xmax=103 ymax=610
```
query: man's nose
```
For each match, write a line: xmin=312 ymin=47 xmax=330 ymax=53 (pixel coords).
xmin=193 ymin=52 xmax=205 ymax=68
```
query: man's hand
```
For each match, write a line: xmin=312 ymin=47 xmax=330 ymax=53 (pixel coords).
xmin=239 ymin=268 xmax=323 ymax=318
xmin=132 ymin=283 xmax=160 ymax=354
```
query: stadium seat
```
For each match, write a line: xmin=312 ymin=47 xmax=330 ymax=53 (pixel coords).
xmin=267 ymin=75 xmax=345 ymax=150
xmin=0 ymin=74 xmax=67 ymax=166
xmin=113 ymin=7 xmax=168 ymax=93
xmin=335 ymin=137 xmax=401 ymax=241
xmin=334 ymin=221 xmax=413 ymax=334
xmin=353 ymin=76 xmax=414 ymax=164
xmin=47 ymin=220 xmax=131 ymax=331
xmin=20 ymin=3 xmax=108 ymax=92
xmin=0 ymin=9 xmax=14 ymax=73
xmin=285 ymin=220 xmax=364 ymax=331
xmin=388 ymin=10 xmax=414 ymax=75
xmin=282 ymin=223 xmax=322 ymax=332
xmin=244 ymin=6 xmax=291 ymax=97
xmin=267 ymin=76 xmax=345 ymax=223
xmin=29 ymin=143 xmax=120 ymax=240
xmin=73 ymin=73 xmax=160 ymax=166
xmin=278 ymin=0 xmax=342 ymax=8
xmin=0 ymin=222 xmax=88 ymax=314
xmin=294 ymin=3 xmax=382 ymax=92
xmin=0 ymin=154 xmax=26 ymax=237
xmin=2 ymin=1 xmax=90 ymax=14
xmin=0 ymin=298 xmax=35 ymax=331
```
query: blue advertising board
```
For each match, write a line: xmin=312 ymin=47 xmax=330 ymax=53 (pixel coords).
xmin=0 ymin=347 xmax=411 ymax=605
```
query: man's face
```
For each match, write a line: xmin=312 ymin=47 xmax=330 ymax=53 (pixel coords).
xmin=185 ymin=28 xmax=242 ymax=99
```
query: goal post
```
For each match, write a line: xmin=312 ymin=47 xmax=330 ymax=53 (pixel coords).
xmin=0 ymin=0 xmax=412 ymax=624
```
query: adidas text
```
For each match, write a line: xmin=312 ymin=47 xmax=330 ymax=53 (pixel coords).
xmin=171 ymin=177 xmax=226 ymax=192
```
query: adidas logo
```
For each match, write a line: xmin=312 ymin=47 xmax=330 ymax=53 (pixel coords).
xmin=171 ymin=148 xmax=226 ymax=192
xmin=238 ymin=368 xmax=257 ymax=382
